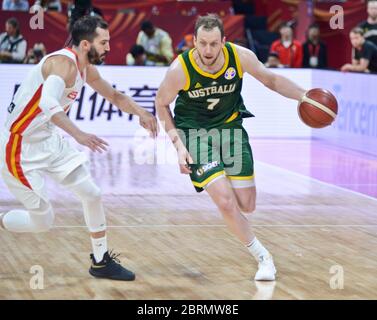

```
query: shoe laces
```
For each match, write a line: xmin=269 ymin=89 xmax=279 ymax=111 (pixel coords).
xmin=108 ymin=249 xmax=122 ymax=264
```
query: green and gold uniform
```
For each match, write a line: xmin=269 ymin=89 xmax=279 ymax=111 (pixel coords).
xmin=174 ymin=42 xmax=255 ymax=192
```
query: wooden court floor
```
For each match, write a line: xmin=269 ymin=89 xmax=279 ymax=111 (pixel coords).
xmin=1 ymin=138 xmax=377 ymax=299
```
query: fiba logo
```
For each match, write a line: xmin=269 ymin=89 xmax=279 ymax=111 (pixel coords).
xmin=224 ymin=67 xmax=236 ymax=80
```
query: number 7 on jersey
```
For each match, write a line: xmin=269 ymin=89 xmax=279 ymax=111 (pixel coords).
xmin=207 ymin=98 xmax=220 ymax=110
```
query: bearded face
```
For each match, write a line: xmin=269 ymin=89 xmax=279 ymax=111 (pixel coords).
xmin=86 ymin=27 xmax=110 ymax=65
xmin=87 ymin=44 xmax=107 ymax=65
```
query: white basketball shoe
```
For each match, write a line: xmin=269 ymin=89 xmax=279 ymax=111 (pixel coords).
xmin=254 ymin=255 xmax=277 ymax=281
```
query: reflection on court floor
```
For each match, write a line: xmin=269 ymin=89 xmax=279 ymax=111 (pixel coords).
xmin=1 ymin=137 xmax=377 ymax=299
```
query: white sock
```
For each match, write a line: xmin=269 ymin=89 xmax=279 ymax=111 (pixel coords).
xmin=246 ymin=237 xmax=270 ymax=262
xmin=91 ymin=236 xmax=108 ymax=263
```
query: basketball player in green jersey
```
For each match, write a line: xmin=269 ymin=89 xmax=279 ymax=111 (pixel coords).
xmin=156 ymin=14 xmax=306 ymax=281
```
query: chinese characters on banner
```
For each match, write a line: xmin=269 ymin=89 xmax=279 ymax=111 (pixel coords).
xmin=67 ymin=84 xmax=157 ymax=121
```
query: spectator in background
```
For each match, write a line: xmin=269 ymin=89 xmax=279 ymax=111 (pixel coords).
xmin=341 ymin=27 xmax=377 ymax=74
xmin=34 ymin=0 xmax=62 ymax=12
xmin=0 ymin=17 xmax=27 ymax=63
xmin=302 ymin=23 xmax=327 ymax=69
xmin=2 ymin=0 xmax=29 ymax=11
xmin=137 ymin=20 xmax=174 ymax=66
xmin=270 ymin=23 xmax=302 ymax=68
xmin=126 ymin=44 xmax=149 ymax=66
xmin=233 ymin=38 xmax=248 ymax=48
xmin=264 ymin=52 xmax=285 ymax=68
xmin=67 ymin=0 xmax=103 ymax=32
xmin=24 ymin=42 xmax=46 ymax=64
xmin=358 ymin=0 xmax=377 ymax=47
xmin=176 ymin=34 xmax=194 ymax=55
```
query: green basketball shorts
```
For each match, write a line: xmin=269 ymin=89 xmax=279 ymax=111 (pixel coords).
xmin=178 ymin=121 xmax=255 ymax=192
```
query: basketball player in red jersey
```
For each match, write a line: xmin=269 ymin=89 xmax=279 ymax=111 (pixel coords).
xmin=0 ymin=16 xmax=158 ymax=281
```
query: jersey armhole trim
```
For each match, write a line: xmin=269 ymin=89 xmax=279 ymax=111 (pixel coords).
xmin=178 ymin=55 xmax=190 ymax=91
xmin=229 ymin=42 xmax=243 ymax=78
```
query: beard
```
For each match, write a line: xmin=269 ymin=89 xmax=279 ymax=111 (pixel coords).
xmin=87 ymin=46 xmax=106 ymax=65
xmin=197 ymin=49 xmax=222 ymax=67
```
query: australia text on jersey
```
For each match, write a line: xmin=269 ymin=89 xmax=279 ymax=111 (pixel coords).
xmin=188 ymin=83 xmax=236 ymax=98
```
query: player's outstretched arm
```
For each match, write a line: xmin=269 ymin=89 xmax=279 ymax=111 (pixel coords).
xmin=155 ymin=58 xmax=193 ymax=174
xmin=41 ymin=56 xmax=108 ymax=153
xmin=235 ymin=44 xmax=306 ymax=101
xmin=86 ymin=65 xmax=158 ymax=137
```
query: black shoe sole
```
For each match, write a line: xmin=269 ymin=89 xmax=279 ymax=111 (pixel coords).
xmin=89 ymin=269 xmax=136 ymax=281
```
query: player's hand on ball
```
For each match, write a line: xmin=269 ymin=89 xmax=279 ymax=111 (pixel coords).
xmin=74 ymin=131 xmax=109 ymax=153
xmin=177 ymin=146 xmax=193 ymax=174
xmin=139 ymin=111 xmax=159 ymax=138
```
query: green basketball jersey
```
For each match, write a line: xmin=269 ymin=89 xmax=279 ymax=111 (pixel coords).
xmin=174 ymin=42 xmax=254 ymax=130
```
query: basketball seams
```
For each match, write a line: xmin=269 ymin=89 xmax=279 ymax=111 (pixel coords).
xmin=301 ymin=95 xmax=337 ymax=119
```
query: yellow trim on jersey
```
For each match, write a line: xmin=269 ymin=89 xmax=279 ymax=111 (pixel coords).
xmin=229 ymin=42 xmax=243 ymax=78
xmin=188 ymin=46 xmax=229 ymax=79
xmin=225 ymin=111 xmax=239 ymax=123
xmin=178 ymin=55 xmax=190 ymax=91
xmin=227 ymin=175 xmax=254 ymax=181
xmin=192 ymin=170 xmax=225 ymax=188
xmin=10 ymin=134 xmax=20 ymax=181
xmin=11 ymin=99 xmax=40 ymax=133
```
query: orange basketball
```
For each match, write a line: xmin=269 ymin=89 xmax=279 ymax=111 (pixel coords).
xmin=298 ymin=88 xmax=338 ymax=128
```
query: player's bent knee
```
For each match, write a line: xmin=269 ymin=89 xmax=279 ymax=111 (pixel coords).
xmin=71 ymin=178 xmax=102 ymax=201
xmin=240 ymin=202 xmax=256 ymax=214
xmin=217 ymin=196 xmax=238 ymax=215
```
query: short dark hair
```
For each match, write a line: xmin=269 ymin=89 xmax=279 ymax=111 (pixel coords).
xmin=6 ymin=17 xmax=20 ymax=36
xmin=130 ymin=44 xmax=145 ymax=58
xmin=350 ymin=27 xmax=365 ymax=36
xmin=194 ymin=14 xmax=224 ymax=38
xmin=71 ymin=15 xmax=108 ymax=46
xmin=141 ymin=20 xmax=154 ymax=32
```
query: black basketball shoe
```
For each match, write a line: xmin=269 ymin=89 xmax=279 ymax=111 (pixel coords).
xmin=89 ymin=250 xmax=136 ymax=281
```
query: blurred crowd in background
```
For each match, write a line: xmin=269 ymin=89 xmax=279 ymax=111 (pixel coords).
xmin=1 ymin=0 xmax=377 ymax=74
